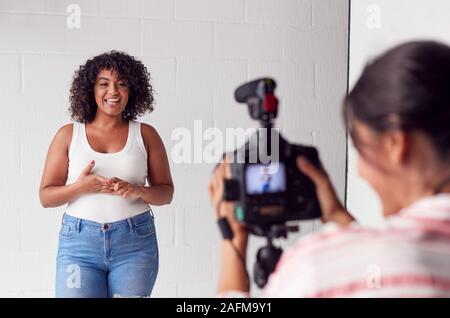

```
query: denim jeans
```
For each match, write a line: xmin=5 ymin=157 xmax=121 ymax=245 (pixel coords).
xmin=55 ymin=210 xmax=158 ymax=298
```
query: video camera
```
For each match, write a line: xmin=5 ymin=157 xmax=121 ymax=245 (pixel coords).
xmin=221 ymin=78 xmax=323 ymax=288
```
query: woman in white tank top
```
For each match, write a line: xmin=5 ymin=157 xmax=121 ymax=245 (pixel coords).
xmin=39 ymin=51 xmax=174 ymax=298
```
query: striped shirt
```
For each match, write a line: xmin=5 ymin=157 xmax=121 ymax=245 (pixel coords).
xmin=261 ymin=194 xmax=450 ymax=297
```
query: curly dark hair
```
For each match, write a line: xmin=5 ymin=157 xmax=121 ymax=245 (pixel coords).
xmin=69 ymin=51 xmax=154 ymax=122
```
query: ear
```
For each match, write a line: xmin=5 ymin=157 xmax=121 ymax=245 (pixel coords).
xmin=383 ymin=130 xmax=409 ymax=166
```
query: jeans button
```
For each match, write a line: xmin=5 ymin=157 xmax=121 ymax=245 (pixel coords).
xmin=103 ymin=224 xmax=109 ymax=231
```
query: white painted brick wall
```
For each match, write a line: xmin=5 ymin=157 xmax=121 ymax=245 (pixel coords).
xmin=100 ymin=0 xmax=173 ymax=19
xmin=214 ymin=23 xmax=282 ymax=59
xmin=246 ymin=0 xmax=311 ymax=27
xmin=175 ymin=0 xmax=245 ymax=23
xmin=0 ymin=0 xmax=100 ymax=15
xmin=143 ymin=20 xmax=214 ymax=57
xmin=0 ymin=14 xmax=66 ymax=53
xmin=0 ymin=0 xmax=349 ymax=297
xmin=65 ymin=17 xmax=142 ymax=56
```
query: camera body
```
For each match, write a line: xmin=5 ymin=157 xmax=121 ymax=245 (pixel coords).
xmin=224 ymin=78 xmax=322 ymax=237
xmin=227 ymin=138 xmax=321 ymax=230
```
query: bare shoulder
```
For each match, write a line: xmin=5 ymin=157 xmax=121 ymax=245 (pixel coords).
xmin=140 ymin=122 xmax=164 ymax=152
xmin=58 ymin=123 xmax=74 ymax=135
xmin=52 ymin=123 xmax=74 ymax=149
xmin=140 ymin=122 xmax=161 ymax=141
xmin=140 ymin=122 xmax=158 ymax=136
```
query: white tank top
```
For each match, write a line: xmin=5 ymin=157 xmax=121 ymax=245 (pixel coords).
xmin=65 ymin=120 xmax=150 ymax=223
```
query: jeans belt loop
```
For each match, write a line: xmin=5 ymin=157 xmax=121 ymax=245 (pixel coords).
xmin=127 ymin=218 xmax=134 ymax=232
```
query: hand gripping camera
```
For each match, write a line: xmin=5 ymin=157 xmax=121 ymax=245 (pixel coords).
xmin=221 ymin=78 xmax=323 ymax=288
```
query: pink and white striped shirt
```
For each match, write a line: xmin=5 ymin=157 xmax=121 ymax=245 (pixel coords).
xmin=261 ymin=194 xmax=450 ymax=297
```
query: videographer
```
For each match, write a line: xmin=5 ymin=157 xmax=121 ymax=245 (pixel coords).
xmin=209 ymin=41 xmax=450 ymax=297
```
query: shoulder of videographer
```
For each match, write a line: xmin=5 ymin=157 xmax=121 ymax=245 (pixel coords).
xmin=208 ymin=155 xmax=353 ymax=295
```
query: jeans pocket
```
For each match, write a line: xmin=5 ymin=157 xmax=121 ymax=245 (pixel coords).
xmin=59 ymin=223 xmax=76 ymax=239
xmin=134 ymin=219 xmax=155 ymax=238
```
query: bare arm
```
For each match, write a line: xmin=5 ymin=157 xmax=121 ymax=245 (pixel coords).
xmin=39 ymin=124 xmax=112 ymax=208
xmin=209 ymin=162 xmax=250 ymax=294
xmin=39 ymin=124 xmax=78 ymax=208
xmin=139 ymin=123 xmax=174 ymax=205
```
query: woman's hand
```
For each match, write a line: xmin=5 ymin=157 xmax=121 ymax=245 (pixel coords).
xmin=109 ymin=177 xmax=143 ymax=200
xmin=297 ymin=156 xmax=354 ymax=226
xmin=75 ymin=160 xmax=114 ymax=195
xmin=208 ymin=160 xmax=248 ymax=242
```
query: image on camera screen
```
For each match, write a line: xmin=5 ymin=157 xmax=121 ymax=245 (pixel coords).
xmin=245 ymin=163 xmax=287 ymax=195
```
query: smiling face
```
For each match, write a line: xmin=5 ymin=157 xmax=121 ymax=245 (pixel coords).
xmin=94 ymin=69 xmax=129 ymax=117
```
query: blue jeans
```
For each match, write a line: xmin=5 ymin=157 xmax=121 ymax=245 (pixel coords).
xmin=55 ymin=210 xmax=158 ymax=298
